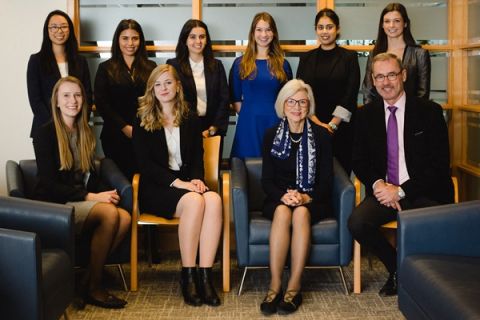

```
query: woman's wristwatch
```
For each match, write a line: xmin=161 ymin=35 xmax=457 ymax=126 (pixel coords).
xmin=208 ymin=127 xmax=217 ymax=136
xmin=328 ymin=122 xmax=338 ymax=131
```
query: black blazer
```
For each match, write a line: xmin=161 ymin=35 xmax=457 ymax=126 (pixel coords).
xmin=132 ymin=111 xmax=204 ymax=189
xmin=27 ymin=53 xmax=93 ymax=137
xmin=167 ymin=58 xmax=229 ymax=135
xmin=362 ymin=45 xmax=431 ymax=104
xmin=262 ymin=121 xmax=333 ymax=211
xmin=94 ymin=59 xmax=156 ymax=141
xmin=352 ymin=95 xmax=453 ymax=204
xmin=32 ymin=121 xmax=101 ymax=203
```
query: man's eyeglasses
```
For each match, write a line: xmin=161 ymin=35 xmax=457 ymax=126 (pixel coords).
xmin=285 ymin=98 xmax=309 ymax=109
xmin=48 ymin=25 xmax=69 ymax=33
xmin=373 ymin=71 xmax=402 ymax=82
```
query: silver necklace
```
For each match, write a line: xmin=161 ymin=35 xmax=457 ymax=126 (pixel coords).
xmin=290 ymin=134 xmax=302 ymax=143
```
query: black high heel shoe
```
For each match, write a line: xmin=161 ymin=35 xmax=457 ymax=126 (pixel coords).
xmin=180 ymin=267 xmax=202 ymax=306
xmin=197 ymin=267 xmax=221 ymax=306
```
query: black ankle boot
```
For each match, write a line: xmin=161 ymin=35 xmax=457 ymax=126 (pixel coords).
xmin=180 ymin=267 xmax=202 ymax=306
xmin=198 ymin=267 xmax=221 ymax=306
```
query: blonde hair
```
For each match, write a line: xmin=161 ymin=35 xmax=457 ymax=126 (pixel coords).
xmin=274 ymin=79 xmax=315 ymax=118
xmin=240 ymin=12 xmax=288 ymax=82
xmin=137 ymin=64 xmax=190 ymax=132
xmin=51 ymin=76 xmax=95 ymax=172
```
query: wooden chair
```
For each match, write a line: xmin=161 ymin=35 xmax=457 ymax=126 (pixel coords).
xmin=129 ymin=136 xmax=231 ymax=292
xmin=352 ymin=176 xmax=458 ymax=294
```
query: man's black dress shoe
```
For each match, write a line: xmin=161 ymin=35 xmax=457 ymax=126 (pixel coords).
xmin=260 ymin=289 xmax=283 ymax=316
xmin=379 ymin=272 xmax=397 ymax=296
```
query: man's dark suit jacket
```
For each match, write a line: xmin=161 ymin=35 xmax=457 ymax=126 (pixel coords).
xmin=353 ymin=95 xmax=454 ymax=204
xmin=167 ymin=58 xmax=229 ymax=135
xmin=27 ymin=53 xmax=92 ymax=137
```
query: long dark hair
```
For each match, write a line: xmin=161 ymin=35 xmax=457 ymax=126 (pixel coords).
xmin=38 ymin=10 xmax=80 ymax=75
xmin=175 ymin=19 xmax=216 ymax=76
xmin=110 ymin=19 xmax=151 ymax=83
xmin=372 ymin=3 xmax=417 ymax=57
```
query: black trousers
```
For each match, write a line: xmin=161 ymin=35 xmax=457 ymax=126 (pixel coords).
xmin=348 ymin=195 xmax=438 ymax=274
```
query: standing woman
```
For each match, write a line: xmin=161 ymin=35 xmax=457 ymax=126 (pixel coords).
xmin=33 ymin=76 xmax=131 ymax=309
xmin=27 ymin=10 xmax=92 ymax=138
xmin=362 ymin=2 xmax=430 ymax=103
xmin=132 ymin=65 xmax=222 ymax=307
xmin=260 ymin=79 xmax=332 ymax=315
xmin=297 ymin=8 xmax=360 ymax=174
xmin=167 ymin=19 xmax=229 ymax=138
xmin=230 ymin=12 xmax=292 ymax=159
xmin=94 ymin=19 xmax=156 ymax=180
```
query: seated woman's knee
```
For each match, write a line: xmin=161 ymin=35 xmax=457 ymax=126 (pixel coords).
xmin=292 ymin=207 xmax=311 ymax=225
xmin=273 ymin=205 xmax=293 ymax=224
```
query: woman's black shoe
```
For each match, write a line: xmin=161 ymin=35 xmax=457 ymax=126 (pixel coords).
xmin=277 ymin=290 xmax=302 ymax=315
xmin=180 ymin=267 xmax=202 ymax=306
xmin=198 ymin=267 xmax=221 ymax=306
xmin=260 ymin=289 xmax=283 ymax=316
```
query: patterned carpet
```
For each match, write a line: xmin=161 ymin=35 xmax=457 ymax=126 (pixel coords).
xmin=68 ymin=252 xmax=404 ymax=320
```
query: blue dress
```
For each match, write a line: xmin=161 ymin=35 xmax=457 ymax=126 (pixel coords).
xmin=230 ymin=57 xmax=292 ymax=159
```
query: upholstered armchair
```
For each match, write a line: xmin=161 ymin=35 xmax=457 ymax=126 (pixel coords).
xmin=397 ymin=200 xmax=480 ymax=319
xmin=231 ymin=157 xmax=355 ymax=295
xmin=0 ymin=196 xmax=74 ymax=320
xmin=6 ymin=158 xmax=132 ymax=291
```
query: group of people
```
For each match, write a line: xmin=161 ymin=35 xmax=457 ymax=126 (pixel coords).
xmin=24 ymin=2 xmax=453 ymax=315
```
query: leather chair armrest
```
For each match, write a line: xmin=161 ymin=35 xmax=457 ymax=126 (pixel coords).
xmin=5 ymin=160 xmax=25 ymax=198
xmin=332 ymin=159 xmax=355 ymax=265
xmin=100 ymin=158 xmax=133 ymax=212
xmin=231 ymin=157 xmax=250 ymax=267
xmin=0 ymin=228 xmax=41 ymax=319
xmin=0 ymin=196 xmax=74 ymax=261
xmin=398 ymin=200 xmax=480 ymax=268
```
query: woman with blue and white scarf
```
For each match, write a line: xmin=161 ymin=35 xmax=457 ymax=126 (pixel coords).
xmin=260 ymin=79 xmax=333 ymax=316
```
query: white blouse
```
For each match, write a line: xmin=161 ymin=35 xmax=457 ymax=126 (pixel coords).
xmin=189 ymin=58 xmax=207 ymax=116
xmin=58 ymin=62 xmax=68 ymax=77
xmin=164 ymin=126 xmax=182 ymax=171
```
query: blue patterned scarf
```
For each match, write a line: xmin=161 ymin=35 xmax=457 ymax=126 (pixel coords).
xmin=270 ymin=118 xmax=316 ymax=192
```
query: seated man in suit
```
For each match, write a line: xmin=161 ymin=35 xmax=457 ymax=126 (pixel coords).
xmin=348 ymin=52 xmax=454 ymax=296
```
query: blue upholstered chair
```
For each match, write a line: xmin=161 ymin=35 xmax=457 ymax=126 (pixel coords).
xmin=231 ymin=157 xmax=355 ymax=295
xmin=398 ymin=200 xmax=480 ymax=319
xmin=6 ymin=158 xmax=132 ymax=291
xmin=0 ymin=196 xmax=74 ymax=320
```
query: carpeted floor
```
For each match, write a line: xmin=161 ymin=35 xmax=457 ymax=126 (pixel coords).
xmin=68 ymin=252 xmax=404 ymax=319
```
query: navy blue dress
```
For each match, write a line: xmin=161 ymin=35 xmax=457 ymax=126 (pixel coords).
xmin=230 ymin=58 xmax=292 ymax=159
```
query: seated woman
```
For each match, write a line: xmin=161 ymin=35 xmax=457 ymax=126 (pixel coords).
xmin=33 ymin=76 xmax=131 ymax=309
xmin=260 ymin=79 xmax=333 ymax=315
xmin=132 ymin=64 xmax=222 ymax=307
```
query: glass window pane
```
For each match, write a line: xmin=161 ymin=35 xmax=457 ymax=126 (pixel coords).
xmin=465 ymin=111 xmax=480 ymax=168
xmin=430 ymin=52 xmax=448 ymax=104
xmin=335 ymin=0 xmax=448 ymax=44
xmin=202 ymin=0 xmax=317 ymax=43
xmin=468 ymin=0 xmax=480 ymax=42
xmin=468 ymin=50 xmax=480 ymax=105
xmin=79 ymin=0 xmax=192 ymax=45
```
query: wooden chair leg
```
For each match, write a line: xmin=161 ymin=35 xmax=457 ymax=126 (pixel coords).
xmin=130 ymin=221 xmax=138 ymax=291
xmin=222 ymin=172 xmax=231 ymax=292
xmin=353 ymin=240 xmax=361 ymax=294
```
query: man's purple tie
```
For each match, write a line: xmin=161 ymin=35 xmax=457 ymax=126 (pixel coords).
xmin=387 ymin=106 xmax=399 ymax=185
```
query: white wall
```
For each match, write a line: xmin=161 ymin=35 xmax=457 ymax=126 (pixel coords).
xmin=0 ymin=0 xmax=66 ymax=194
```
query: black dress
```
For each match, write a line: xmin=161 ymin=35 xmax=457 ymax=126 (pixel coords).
xmin=297 ymin=46 xmax=360 ymax=174
xmin=261 ymin=122 xmax=333 ymax=224
xmin=94 ymin=59 xmax=156 ymax=180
